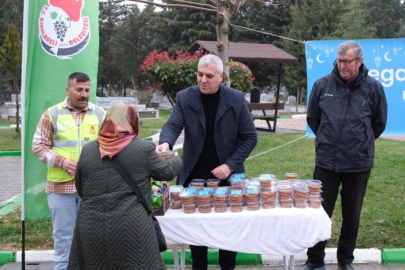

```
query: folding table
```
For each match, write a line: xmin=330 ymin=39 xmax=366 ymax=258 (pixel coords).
xmin=156 ymin=206 xmax=331 ymax=270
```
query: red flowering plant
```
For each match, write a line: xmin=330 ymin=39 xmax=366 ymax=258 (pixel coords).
xmin=139 ymin=47 xmax=255 ymax=106
xmin=228 ymin=59 xmax=255 ymax=93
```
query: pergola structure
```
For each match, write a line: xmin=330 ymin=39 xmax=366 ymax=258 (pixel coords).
xmin=188 ymin=40 xmax=299 ymax=132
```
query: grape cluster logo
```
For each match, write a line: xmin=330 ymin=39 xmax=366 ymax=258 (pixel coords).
xmin=89 ymin=126 xmax=95 ymax=135
xmin=38 ymin=0 xmax=90 ymax=59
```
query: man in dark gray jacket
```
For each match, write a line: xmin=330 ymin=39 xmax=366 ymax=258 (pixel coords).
xmin=301 ymin=41 xmax=387 ymax=270
xmin=157 ymin=54 xmax=257 ymax=270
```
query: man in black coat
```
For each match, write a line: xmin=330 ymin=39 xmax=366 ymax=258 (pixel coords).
xmin=157 ymin=54 xmax=257 ymax=270
xmin=301 ymin=40 xmax=387 ymax=270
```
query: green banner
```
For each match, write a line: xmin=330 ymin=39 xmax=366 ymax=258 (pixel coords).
xmin=24 ymin=0 xmax=99 ymax=220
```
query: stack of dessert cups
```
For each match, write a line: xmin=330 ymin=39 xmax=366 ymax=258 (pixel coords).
xmin=307 ymin=180 xmax=323 ymax=208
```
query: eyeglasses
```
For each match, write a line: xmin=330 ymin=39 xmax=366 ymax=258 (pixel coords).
xmin=336 ymin=58 xmax=359 ymax=65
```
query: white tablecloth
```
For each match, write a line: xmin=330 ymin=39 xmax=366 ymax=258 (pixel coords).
xmin=156 ymin=206 xmax=331 ymax=256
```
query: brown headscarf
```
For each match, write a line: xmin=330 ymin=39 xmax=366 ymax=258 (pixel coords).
xmin=98 ymin=104 xmax=141 ymax=159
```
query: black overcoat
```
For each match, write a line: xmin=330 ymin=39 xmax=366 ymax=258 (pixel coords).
xmin=68 ymin=138 xmax=183 ymax=270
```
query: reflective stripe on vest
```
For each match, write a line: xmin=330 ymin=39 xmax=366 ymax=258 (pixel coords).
xmin=47 ymin=102 xmax=105 ymax=182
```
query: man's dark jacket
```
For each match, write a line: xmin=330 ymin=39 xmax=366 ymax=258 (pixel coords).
xmin=307 ymin=64 xmax=387 ymax=173
xmin=160 ymin=84 xmax=257 ymax=186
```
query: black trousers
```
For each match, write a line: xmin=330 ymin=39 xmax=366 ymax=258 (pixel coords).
xmin=307 ymin=166 xmax=370 ymax=264
xmin=190 ymin=245 xmax=236 ymax=270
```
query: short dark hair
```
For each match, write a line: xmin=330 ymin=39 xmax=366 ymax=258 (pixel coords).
xmin=68 ymin=72 xmax=90 ymax=86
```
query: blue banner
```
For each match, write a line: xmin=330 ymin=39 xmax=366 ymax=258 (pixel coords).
xmin=305 ymin=38 xmax=405 ymax=137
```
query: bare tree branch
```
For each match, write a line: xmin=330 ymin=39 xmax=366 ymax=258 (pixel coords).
xmin=166 ymin=0 xmax=217 ymax=9
xmin=126 ymin=0 xmax=217 ymax=12
xmin=247 ymin=0 xmax=288 ymax=6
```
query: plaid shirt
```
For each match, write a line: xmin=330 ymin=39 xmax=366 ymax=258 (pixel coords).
xmin=32 ymin=98 xmax=90 ymax=194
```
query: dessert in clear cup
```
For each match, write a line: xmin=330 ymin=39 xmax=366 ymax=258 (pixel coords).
xmin=294 ymin=198 xmax=307 ymax=208
xmin=259 ymin=174 xmax=277 ymax=179
xmin=292 ymin=180 xmax=307 ymax=188
xmin=229 ymin=173 xmax=246 ymax=180
xmin=277 ymin=186 xmax=292 ymax=199
xmin=213 ymin=189 xmax=228 ymax=204
xmin=183 ymin=203 xmax=196 ymax=214
xmin=279 ymin=198 xmax=293 ymax=208
xmin=308 ymin=195 xmax=323 ymax=208
xmin=198 ymin=203 xmax=211 ymax=213
xmin=261 ymin=188 xmax=276 ymax=201
xmin=197 ymin=190 xmax=211 ymax=204
xmin=262 ymin=199 xmax=276 ymax=209
xmin=214 ymin=203 xmax=228 ymax=213
xmin=186 ymin=186 xmax=201 ymax=193
xmin=293 ymin=186 xmax=309 ymax=199
xmin=171 ymin=199 xmax=182 ymax=209
xmin=246 ymin=201 xmax=260 ymax=211
xmin=203 ymin=187 xmax=215 ymax=193
xmin=245 ymin=187 xmax=260 ymax=202
xmin=307 ymin=180 xmax=323 ymax=195
xmin=229 ymin=178 xmax=246 ymax=189
xmin=169 ymin=185 xmax=183 ymax=200
xmin=258 ymin=179 xmax=271 ymax=190
xmin=258 ymin=174 xmax=275 ymax=189
xmin=206 ymin=179 xmax=220 ymax=188
xmin=276 ymin=180 xmax=293 ymax=187
xmin=246 ymin=179 xmax=261 ymax=188
xmin=203 ymin=187 xmax=215 ymax=202
xmin=180 ymin=191 xmax=196 ymax=205
xmin=285 ymin=173 xmax=299 ymax=180
xmin=190 ymin=179 xmax=205 ymax=188
xmin=229 ymin=189 xmax=244 ymax=203
xmin=157 ymin=150 xmax=175 ymax=158
xmin=230 ymin=202 xmax=243 ymax=212
xmin=216 ymin=186 xmax=231 ymax=192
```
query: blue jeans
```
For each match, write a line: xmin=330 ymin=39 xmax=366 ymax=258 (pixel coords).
xmin=47 ymin=193 xmax=81 ymax=270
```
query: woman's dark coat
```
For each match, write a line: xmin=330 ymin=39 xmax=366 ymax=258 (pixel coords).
xmin=68 ymin=138 xmax=182 ymax=270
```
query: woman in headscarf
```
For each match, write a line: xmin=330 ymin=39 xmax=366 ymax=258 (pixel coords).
xmin=68 ymin=104 xmax=182 ymax=270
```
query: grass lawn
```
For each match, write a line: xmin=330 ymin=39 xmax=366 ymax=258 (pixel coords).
xmin=0 ymin=129 xmax=21 ymax=151
xmin=0 ymin=118 xmax=14 ymax=126
xmin=1 ymin=110 xmax=405 ymax=252
xmin=244 ymin=133 xmax=405 ymax=249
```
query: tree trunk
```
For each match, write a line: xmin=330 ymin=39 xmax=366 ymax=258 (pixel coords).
xmin=108 ymin=80 xmax=112 ymax=96
xmin=130 ymin=76 xmax=136 ymax=92
xmin=14 ymin=78 xmax=20 ymax=136
xmin=166 ymin=94 xmax=175 ymax=108
xmin=216 ymin=2 xmax=230 ymax=86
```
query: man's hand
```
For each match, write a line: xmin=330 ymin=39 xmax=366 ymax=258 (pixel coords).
xmin=61 ymin=158 xmax=77 ymax=176
xmin=156 ymin=142 xmax=170 ymax=152
xmin=211 ymin=164 xmax=233 ymax=180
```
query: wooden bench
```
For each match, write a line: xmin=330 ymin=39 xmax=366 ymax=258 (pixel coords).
xmin=247 ymin=103 xmax=285 ymax=132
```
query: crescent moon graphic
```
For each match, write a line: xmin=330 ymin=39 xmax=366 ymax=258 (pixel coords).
xmin=384 ymin=52 xmax=393 ymax=61
xmin=316 ymin=54 xmax=324 ymax=63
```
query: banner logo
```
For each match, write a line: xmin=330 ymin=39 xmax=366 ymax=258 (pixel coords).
xmin=38 ymin=0 xmax=90 ymax=59
xmin=89 ymin=126 xmax=95 ymax=135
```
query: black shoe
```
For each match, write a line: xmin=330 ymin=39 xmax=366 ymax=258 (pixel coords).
xmin=298 ymin=263 xmax=326 ymax=270
xmin=338 ymin=263 xmax=355 ymax=270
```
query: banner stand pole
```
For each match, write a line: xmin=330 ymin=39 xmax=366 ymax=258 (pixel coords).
xmin=21 ymin=220 xmax=25 ymax=270
xmin=21 ymin=0 xmax=29 ymax=268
